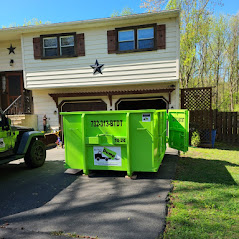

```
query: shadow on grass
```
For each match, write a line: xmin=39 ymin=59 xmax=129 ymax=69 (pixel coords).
xmin=213 ymin=142 xmax=239 ymax=151
xmin=175 ymin=156 xmax=238 ymax=185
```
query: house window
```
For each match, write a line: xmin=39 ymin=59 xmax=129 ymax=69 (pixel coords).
xmin=60 ymin=36 xmax=75 ymax=56
xmin=137 ymin=28 xmax=154 ymax=49
xmin=42 ymin=33 xmax=76 ymax=58
xmin=43 ymin=37 xmax=58 ymax=57
xmin=118 ymin=30 xmax=135 ymax=51
xmin=117 ymin=24 xmax=156 ymax=53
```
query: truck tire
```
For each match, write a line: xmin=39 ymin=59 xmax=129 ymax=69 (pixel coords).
xmin=24 ymin=140 xmax=46 ymax=168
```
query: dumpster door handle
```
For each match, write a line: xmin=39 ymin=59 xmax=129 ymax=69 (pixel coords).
xmin=137 ymin=128 xmax=147 ymax=131
xmin=97 ymin=134 xmax=114 ymax=136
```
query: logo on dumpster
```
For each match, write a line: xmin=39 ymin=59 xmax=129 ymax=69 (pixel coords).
xmin=93 ymin=146 xmax=121 ymax=166
xmin=103 ymin=147 xmax=116 ymax=160
xmin=142 ymin=113 xmax=151 ymax=122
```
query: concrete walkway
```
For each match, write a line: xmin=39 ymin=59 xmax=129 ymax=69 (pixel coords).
xmin=0 ymin=147 xmax=178 ymax=239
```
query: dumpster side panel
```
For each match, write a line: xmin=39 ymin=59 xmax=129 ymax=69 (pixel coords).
xmin=63 ymin=115 xmax=84 ymax=169
xmin=130 ymin=112 xmax=154 ymax=172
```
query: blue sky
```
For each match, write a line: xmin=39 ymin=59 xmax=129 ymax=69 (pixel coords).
xmin=0 ymin=0 xmax=238 ymax=27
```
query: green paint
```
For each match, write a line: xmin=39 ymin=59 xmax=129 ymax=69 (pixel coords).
xmin=0 ymin=126 xmax=19 ymax=153
xmin=61 ymin=109 xmax=189 ymax=176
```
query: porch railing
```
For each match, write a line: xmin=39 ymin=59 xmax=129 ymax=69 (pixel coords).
xmin=3 ymin=90 xmax=33 ymax=115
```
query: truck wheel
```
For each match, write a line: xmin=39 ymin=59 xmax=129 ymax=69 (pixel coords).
xmin=24 ymin=140 xmax=46 ymax=168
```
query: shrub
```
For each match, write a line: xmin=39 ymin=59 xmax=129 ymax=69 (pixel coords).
xmin=191 ymin=131 xmax=200 ymax=147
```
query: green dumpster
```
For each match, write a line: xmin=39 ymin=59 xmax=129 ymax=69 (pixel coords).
xmin=60 ymin=109 xmax=189 ymax=177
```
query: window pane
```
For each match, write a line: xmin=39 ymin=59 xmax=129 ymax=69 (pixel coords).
xmin=138 ymin=39 xmax=154 ymax=49
xmin=61 ymin=36 xmax=74 ymax=46
xmin=118 ymin=30 xmax=134 ymax=42
xmin=61 ymin=46 xmax=75 ymax=56
xmin=119 ymin=41 xmax=135 ymax=51
xmin=44 ymin=48 xmax=58 ymax=57
xmin=44 ymin=37 xmax=57 ymax=47
xmin=138 ymin=28 xmax=154 ymax=40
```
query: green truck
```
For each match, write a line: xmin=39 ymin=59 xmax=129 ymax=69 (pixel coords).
xmin=0 ymin=112 xmax=46 ymax=168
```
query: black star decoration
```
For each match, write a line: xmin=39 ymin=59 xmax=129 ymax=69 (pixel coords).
xmin=90 ymin=60 xmax=104 ymax=75
xmin=7 ymin=44 xmax=16 ymax=54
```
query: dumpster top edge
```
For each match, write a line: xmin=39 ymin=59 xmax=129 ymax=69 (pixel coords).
xmin=60 ymin=109 xmax=167 ymax=115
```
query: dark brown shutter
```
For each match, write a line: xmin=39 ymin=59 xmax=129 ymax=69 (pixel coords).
xmin=157 ymin=24 xmax=166 ymax=49
xmin=33 ymin=37 xmax=41 ymax=59
xmin=107 ymin=30 xmax=116 ymax=54
xmin=76 ymin=33 xmax=85 ymax=56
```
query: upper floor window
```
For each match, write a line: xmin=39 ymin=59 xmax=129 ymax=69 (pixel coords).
xmin=33 ymin=33 xmax=85 ymax=60
xmin=117 ymin=24 xmax=156 ymax=53
xmin=43 ymin=37 xmax=58 ymax=57
xmin=42 ymin=33 xmax=76 ymax=58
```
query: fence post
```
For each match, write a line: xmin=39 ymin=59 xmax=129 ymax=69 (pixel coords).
xmin=228 ymin=112 xmax=232 ymax=143
xmin=222 ymin=112 xmax=227 ymax=142
xmin=237 ymin=112 xmax=239 ymax=144
xmin=213 ymin=109 xmax=217 ymax=130
xmin=217 ymin=111 xmax=222 ymax=141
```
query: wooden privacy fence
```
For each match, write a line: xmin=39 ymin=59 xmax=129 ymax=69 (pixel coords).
xmin=190 ymin=110 xmax=239 ymax=144
xmin=212 ymin=110 xmax=239 ymax=143
xmin=181 ymin=87 xmax=238 ymax=144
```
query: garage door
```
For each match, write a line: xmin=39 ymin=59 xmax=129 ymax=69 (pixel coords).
xmin=116 ymin=97 xmax=167 ymax=110
xmin=61 ymin=100 xmax=107 ymax=112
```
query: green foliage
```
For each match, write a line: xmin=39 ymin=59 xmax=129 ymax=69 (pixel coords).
xmin=2 ymin=18 xmax=50 ymax=28
xmin=141 ymin=0 xmax=239 ymax=112
xmin=191 ymin=131 xmax=200 ymax=147
xmin=140 ymin=0 xmax=167 ymax=11
xmin=164 ymin=145 xmax=239 ymax=239
xmin=111 ymin=7 xmax=135 ymax=17
xmin=23 ymin=18 xmax=51 ymax=26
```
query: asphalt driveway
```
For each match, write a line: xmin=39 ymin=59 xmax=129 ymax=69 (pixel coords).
xmin=0 ymin=147 xmax=178 ymax=239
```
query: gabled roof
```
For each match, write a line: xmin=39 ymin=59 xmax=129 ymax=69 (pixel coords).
xmin=0 ymin=10 xmax=179 ymax=41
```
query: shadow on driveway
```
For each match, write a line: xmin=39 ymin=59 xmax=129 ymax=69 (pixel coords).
xmin=0 ymin=160 xmax=79 ymax=218
xmin=0 ymin=154 xmax=178 ymax=239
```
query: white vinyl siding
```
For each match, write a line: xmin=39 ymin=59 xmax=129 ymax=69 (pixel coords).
xmin=32 ymin=82 xmax=178 ymax=131
xmin=22 ymin=18 xmax=178 ymax=89
xmin=0 ymin=40 xmax=23 ymax=72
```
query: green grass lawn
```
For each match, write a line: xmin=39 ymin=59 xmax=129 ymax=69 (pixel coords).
xmin=164 ymin=143 xmax=239 ymax=239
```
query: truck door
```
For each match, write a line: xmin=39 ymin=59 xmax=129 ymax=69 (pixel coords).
xmin=168 ymin=110 xmax=189 ymax=152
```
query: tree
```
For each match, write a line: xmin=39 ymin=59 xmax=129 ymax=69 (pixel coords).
xmin=111 ymin=7 xmax=135 ymax=17
xmin=2 ymin=18 xmax=50 ymax=28
xmin=141 ymin=0 xmax=239 ymax=111
xmin=224 ymin=14 xmax=239 ymax=111
xmin=140 ymin=0 xmax=167 ymax=11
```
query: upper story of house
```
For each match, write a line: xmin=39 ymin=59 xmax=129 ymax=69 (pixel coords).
xmin=0 ymin=10 xmax=180 ymax=90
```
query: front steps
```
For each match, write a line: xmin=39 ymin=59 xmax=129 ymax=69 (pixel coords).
xmin=7 ymin=115 xmax=26 ymax=126
xmin=7 ymin=114 xmax=38 ymax=130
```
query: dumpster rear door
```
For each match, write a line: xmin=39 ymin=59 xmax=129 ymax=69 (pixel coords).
xmin=168 ymin=110 xmax=189 ymax=152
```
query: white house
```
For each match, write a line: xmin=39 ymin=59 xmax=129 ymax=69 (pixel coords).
xmin=0 ymin=10 xmax=180 ymax=131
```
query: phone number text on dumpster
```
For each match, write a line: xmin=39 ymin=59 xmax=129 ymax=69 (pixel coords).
xmin=91 ymin=120 xmax=123 ymax=127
